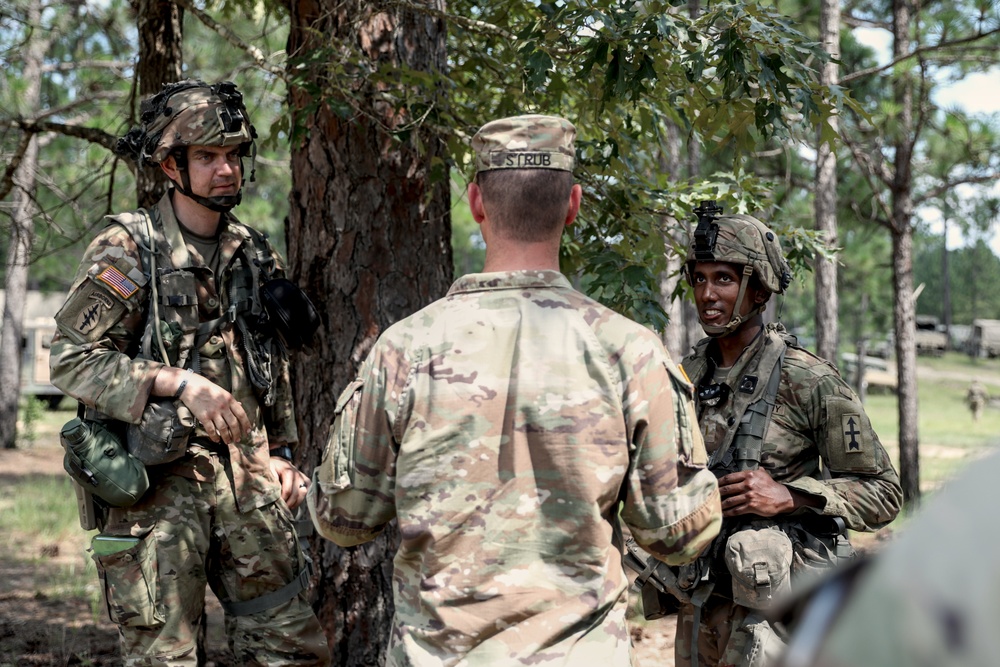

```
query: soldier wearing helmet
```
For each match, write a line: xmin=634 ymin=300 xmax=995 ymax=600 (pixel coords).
xmin=49 ymin=80 xmax=329 ymax=665
xmin=631 ymin=202 xmax=902 ymax=667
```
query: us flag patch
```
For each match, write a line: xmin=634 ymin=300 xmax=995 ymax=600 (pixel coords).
xmin=97 ymin=266 xmax=139 ymax=298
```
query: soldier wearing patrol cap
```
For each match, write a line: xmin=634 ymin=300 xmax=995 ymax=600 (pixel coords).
xmin=638 ymin=203 xmax=902 ymax=667
xmin=49 ymin=79 xmax=329 ymax=665
xmin=308 ymin=114 xmax=722 ymax=666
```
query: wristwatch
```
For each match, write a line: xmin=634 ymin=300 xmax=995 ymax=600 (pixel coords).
xmin=269 ymin=445 xmax=294 ymax=462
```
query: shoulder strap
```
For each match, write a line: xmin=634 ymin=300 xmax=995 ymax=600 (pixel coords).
xmin=708 ymin=336 xmax=787 ymax=472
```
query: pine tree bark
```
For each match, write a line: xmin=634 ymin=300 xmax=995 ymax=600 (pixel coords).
xmin=134 ymin=0 xmax=183 ymax=208
xmin=891 ymin=0 xmax=921 ymax=507
xmin=285 ymin=1 xmax=451 ymax=662
xmin=815 ymin=0 xmax=840 ymax=364
xmin=0 ymin=0 xmax=44 ymax=450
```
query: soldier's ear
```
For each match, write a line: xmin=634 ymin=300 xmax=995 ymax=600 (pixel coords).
xmin=160 ymin=154 xmax=180 ymax=182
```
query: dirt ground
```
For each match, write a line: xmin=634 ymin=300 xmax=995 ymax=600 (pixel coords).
xmin=0 ymin=437 xmax=677 ymax=666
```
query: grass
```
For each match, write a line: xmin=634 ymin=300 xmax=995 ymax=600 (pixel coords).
xmin=862 ymin=351 xmax=1000 ymax=489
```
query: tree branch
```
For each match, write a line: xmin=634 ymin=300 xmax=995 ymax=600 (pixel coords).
xmin=41 ymin=59 xmax=132 ymax=74
xmin=841 ymin=129 xmax=895 ymax=229
xmin=0 ymin=132 xmax=33 ymax=201
xmin=916 ymin=174 xmax=1000 ymax=206
xmin=172 ymin=0 xmax=286 ymax=78
xmin=0 ymin=118 xmax=119 ymax=151
xmin=842 ymin=26 xmax=1000 ymax=84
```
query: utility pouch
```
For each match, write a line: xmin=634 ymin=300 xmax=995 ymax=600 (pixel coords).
xmin=126 ymin=397 xmax=195 ymax=465
xmin=92 ymin=528 xmax=163 ymax=627
xmin=725 ymin=528 xmax=793 ymax=610
xmin=61 ymin=417 xmax=149 ymax=508
xmin=155 ymin=270 xmax=199 ymax=367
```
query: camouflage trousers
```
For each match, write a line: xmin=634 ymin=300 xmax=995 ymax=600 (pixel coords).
xmin=93 ymin=446 xmax=331 ymax=666
xmin=675 ymin=596 xmax=786 ymax=667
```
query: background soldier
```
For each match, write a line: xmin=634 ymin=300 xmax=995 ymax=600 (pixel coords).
xmin=308 ymin=114 xmax=722 ymax=666
xmin=966 ymin=380 xmax=987 ymax=421
xmin=665 ymin=204 xmax=902 ymax=667
xmin=49 ymin=80 xmax=330 ymax=665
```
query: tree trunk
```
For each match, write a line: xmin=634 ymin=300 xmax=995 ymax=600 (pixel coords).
xmin=285 ymin=1 xmax=451 ymax=663
xmin=891 ymin=0 xmax=920 ymax=507
xmin=941 ymin=209 xmax=951 ymax=342
xmin=814 ymin=0 xmax=840 ymax=364
xmin=659 ymin=123 xmax=686 ymax=362
xmin=0 ymin=0 xmax=44 ymax=450
xmin=135 ymin=0 xmax=183 ymax=208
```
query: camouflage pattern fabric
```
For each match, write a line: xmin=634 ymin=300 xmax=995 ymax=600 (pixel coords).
xmin=966 ymin=381 xmax=987 ymax=421
xmin=95 ymin=443 xmax=329 ymax=666
xmin=309 ymin=270 xmax=722 ymax=667
xmin=782 ymin=449 xmax=1000 ymax=667
xmin=147 ymin=85 xmax=252 ymax=164
xmin=50 ymin=191 xmax=328 ymax=664
xmin=471 ymin=114 xmax=576 ymax=172
xmin=674 ymin=324 xmax=902 ymax=667
xmin=50 ymin=191 xmax=297 ymax=513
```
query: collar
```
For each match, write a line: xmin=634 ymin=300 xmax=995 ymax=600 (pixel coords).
xmin=446 ymin=270 xmax=572 ymax=296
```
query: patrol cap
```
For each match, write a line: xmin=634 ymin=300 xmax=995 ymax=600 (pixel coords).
xmin=472 ymin=114 xmax=576 ymax=174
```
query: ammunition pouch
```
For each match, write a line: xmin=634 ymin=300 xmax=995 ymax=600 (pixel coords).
xmin=126 ymin=397 xmax=196 ymax=465
xmin=61 ymin=417 xmax=149 ymax=508
xmin=725 ymin=528 xmax=793 ymax=610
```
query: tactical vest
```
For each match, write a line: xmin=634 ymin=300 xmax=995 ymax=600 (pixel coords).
xmin=107 ymin=206 xmax=281 ymax=404
xmin=686 ymin=330 xmax=787 ymax=476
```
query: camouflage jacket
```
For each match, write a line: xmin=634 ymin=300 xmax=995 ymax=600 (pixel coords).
xmin=681 ymin=324 xmax=902 ymax=533
xmin=49 ymin=191 xmax=295 ymax=512
xmin=309 ymin=270 xmax=722 ymax=666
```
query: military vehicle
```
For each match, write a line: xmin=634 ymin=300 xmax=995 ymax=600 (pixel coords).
xmin=914 ymin=315 xmax=948 ymax=357
xmin=0 ymin=290 xmax=65 ymax=408
xmin=969 ymin=319 xmax=1000 ymax=358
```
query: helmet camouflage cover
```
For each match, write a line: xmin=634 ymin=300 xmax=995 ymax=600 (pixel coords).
xmin=115 ymin=79 xmax=256 ymax=167
xmin=684 ymin=202 xmax=793 ymax=337
xmin=686 ymin=207 xmax=793 ymax=295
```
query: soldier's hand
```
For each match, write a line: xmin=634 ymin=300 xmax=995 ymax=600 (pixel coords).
xmin=717 ymin=469 xmax=795 ymax=518
xmin=270 ymin=456 xmax=309 ymax=510
xmin=180 ymin=374 xmax=253 ymax=445
xmin=153 ymin=367 xmax=253 ymax=445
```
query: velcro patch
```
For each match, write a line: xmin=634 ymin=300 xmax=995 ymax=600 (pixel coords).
xmin=824 ymin=395 xmax=877 ymax=472
xmin=97 ymin=266 xmax=139 ymax=299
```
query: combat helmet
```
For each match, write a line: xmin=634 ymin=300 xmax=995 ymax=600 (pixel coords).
xmin=685 ymin=201 xmax=793 ymax=337
xmin=115 ymin=79 xmax=257 ymax=212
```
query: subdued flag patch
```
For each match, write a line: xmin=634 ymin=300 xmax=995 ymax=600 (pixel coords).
xmin=97 ymin=265 xmax=139 ymax=299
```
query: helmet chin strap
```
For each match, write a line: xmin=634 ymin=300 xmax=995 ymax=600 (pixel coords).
xmin=699 ymin=264 xmax=766 ymax=337
xmin=172 ymin=153 xmax=243 ymax=213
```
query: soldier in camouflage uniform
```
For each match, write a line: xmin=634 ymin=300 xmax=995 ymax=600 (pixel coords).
xmin=308 ymin=114 xmax=723 ymax=667
xmin=668 ymin=206 xmax=902 ymax=667
xmin=965 ymin=380 xmax=987 ymax=422
xmin=49 ymin=80 xmax=330 ymax=666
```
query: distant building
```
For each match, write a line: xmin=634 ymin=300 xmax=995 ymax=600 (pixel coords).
xmin=0 ymin=290 xmax=65 ymax=407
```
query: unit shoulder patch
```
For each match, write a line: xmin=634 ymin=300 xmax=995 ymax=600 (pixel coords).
xmin=823 ymin=395 xmax=877 ymax=473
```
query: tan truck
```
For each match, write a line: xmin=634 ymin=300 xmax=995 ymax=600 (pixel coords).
xmin=914 ymin=315 xmax=949 ymax=357
xmin=969 ymin=319 xmax=1000 ymax=358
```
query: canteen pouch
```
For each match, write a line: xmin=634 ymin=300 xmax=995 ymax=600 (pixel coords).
xmin=126 ymin=397 xmax=195 ymax=465
xmin=725 ymin=528 xmax=793 ymax=610
xmin=61 ymin=417 xmax=149 ymax=507
xmin=92 ymin=528 xmax=164 ymax=627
